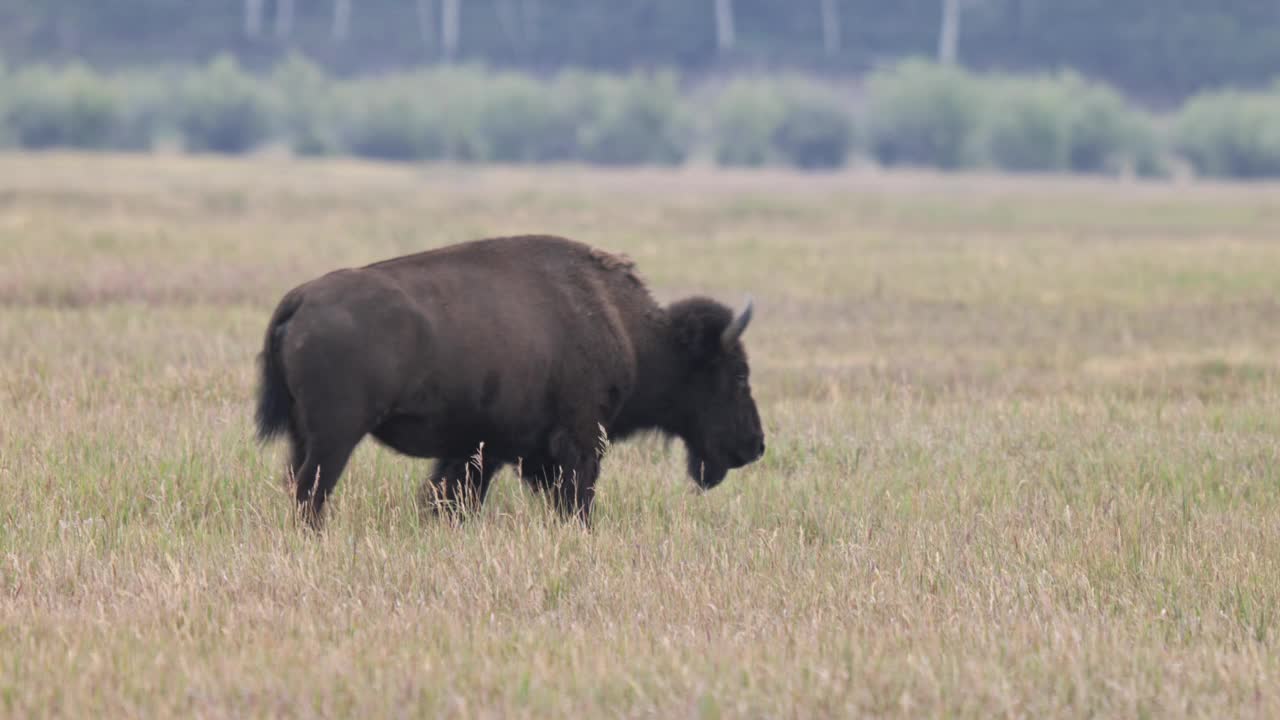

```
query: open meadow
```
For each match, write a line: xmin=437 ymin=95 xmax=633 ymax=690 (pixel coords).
xmin=3 ymin=152 xmax=1280 ymax=717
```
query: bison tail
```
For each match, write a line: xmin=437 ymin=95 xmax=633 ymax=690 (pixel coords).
xmin=255 ymin=291 xmax=302 ymax=444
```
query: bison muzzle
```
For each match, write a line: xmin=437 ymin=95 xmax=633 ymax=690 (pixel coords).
xmin=254 ymin=234 xmax=764 ymax=528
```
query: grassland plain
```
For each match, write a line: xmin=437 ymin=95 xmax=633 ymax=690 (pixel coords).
xmin=2 ymin=151 xmax=1280 ymax=718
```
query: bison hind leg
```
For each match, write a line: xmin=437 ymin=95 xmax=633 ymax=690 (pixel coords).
xmin=284 ymin=421 xmax=307 ymax=488
xmin=289 ymin=432 xmax=362 ymax=531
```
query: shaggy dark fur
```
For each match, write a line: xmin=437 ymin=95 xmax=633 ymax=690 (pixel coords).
xmin=255 ymin=234 xmax=764 ymax=528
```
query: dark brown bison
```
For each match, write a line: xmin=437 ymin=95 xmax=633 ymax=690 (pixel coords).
xmin=255 ymin=234 xmax=764 ymax=528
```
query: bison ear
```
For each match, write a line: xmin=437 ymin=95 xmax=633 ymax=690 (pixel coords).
xmin=674 ymin=315 xmax=713 ymax=360
xmin=673 ymin=299 xmax=741 ymax=362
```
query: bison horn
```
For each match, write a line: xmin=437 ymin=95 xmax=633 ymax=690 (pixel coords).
xmin=720 ymin=296 xmax=754 ymax=349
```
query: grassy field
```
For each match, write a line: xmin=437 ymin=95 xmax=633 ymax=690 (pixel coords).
xmin=2 ymin=152 xmax=1280 ymax=717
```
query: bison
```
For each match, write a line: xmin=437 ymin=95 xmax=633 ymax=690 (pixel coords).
xmin=254 ymin=234 xmax=764 ymax=528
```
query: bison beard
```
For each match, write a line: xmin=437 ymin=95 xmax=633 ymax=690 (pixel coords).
xmin=687 ymin=451 xmax=728 ymax=490
xmin=255 ymin=234 xmax=765 ymax=529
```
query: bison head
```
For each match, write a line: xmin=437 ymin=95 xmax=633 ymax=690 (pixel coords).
xmin=667 ymin=296 xmax=765 ymax=489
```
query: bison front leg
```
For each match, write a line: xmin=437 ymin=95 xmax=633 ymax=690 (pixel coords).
xmin=417 ymin=456 xmax=502 ymax=523
xmin=552 ymin=461 xmax=598 ymax=527
xmin=545 ymin=427 xmax=603 ymax=527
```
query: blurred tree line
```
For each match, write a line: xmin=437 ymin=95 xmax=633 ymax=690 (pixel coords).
xmin=9 ymin=53 xmax=1280 ymax=179
xmin=3 ymin=0 xmax=1280 ymax=102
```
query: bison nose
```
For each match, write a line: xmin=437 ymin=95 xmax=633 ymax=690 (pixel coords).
xmin=754 ymin=437 xmax=766 ymax=459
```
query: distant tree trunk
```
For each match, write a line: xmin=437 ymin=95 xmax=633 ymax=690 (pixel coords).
xmin=819 ymin=0 xmax=841 ymax=56
xmin=521 ymin=0 xmax=539 ymax=44
xmin=333 ymin=0 xmax=352 ymax=42
xmin=245 ymin=0 xmax=265 ymax=37
xmin=54 ymin=14 xmax=79 ymax=53
xmin=416 ymin=0 xmax=435 ymax=50
xmin=938 ymin=0 xmax=960 ymax=65
xmin=441 ymin=0 xmax=460 ymax=61
xmin=495 ymin=0 xmax=521 ymax=45
xmin=714 ymin=0 xmax=735 ymax=54
xmin=276 ymin=0 xmax=296 ymax=40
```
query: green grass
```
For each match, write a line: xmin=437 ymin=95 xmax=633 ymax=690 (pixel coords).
xmin=3 ymin=152 xmax=1280 ymax=716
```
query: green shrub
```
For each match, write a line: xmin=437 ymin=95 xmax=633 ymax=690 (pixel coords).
xmin=712 ymin=78 xmax=787 ymax=167
xmin=980 ymin=76 xmax=1071 ymax=172
xmin=1058 ymin=73 xmax=1141 ymax=173
xmin=337 ymin=67 xmax=691 ymax=166
xmin=1173 ymin=90 xmax=1280 ymax=179
xmin=577 ymin=71 xmax=691 ymax=166
xmin=1047 ymin=71 xmax=1167 ymax=176
xmin=1121 ymin=117 xmax=1172 ymax=178
xmin=0 ymin=63 xmax=9 ymax=146
xmin=418 ymin=68 xmax=481 ymax=161
xmin=177 ymin=54 xmax=273 ymax=154
xmin=0 ymin=59 xmax=1185 ymax=179
xmin=773 ymin=83 xmax=855 ymax=170
xmin=2 ymin=63 xmax=122 ymax=150
xmin=975 ymin=71 xmax=1167 ymax=176
xmin=338 ymin=66 xmax=559 ymax=164
xmin=337 ymin=74 xmax=447 ymax=162
xmin=271 ymin=53 xmax=338 ymax=156
xmin=109 ymin=70 xmax=177 ymax=151
xmin=429 ymin=66 xmax=509 ymax=162
xmin=470 ymin=72 xmax=582 ymax=163
xmin=866 ymin=58 xmax=983 ymax=170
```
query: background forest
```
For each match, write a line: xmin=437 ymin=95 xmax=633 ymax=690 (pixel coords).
xmin=2 ymin=1 xmax=1280 ymax=178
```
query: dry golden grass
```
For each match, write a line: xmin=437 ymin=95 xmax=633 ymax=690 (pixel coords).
xmin=3 ymin=151 xmax=1280 ymax=717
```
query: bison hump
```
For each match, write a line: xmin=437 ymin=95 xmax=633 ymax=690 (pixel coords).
xmin=588 ymin=246 xmax=637 ymax=276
